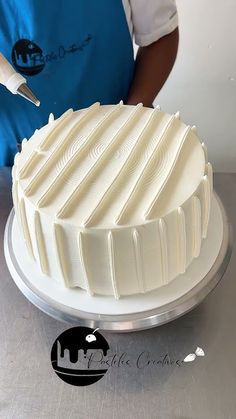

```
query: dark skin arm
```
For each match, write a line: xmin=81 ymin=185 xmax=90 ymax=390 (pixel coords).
xmin=126 ymin=27 xmax=179 ymax=107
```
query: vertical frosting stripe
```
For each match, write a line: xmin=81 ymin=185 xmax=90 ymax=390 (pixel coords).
xmin=34 ymin=210 xmax=49 ymax=275
xmin=176 ymin=207 xmax=187 ymax=273
xmin=202 ymin=175 xmax=211 ymax=238
xmin=201 ymin=142 xmax=208 ymax=162
xmin=12 ymin=165 xmax=16 ymax=182
xmin=18 ymin=198 xmax=35 ymax=260
xmin=191 ymin=196 xmax=202 ymax=258
xmin=132 ymin=228 xmax=145 ymax=293
xmin=12 ymin=158 xmax=20 ymax=225
xmin=12 ymin=179 xmax=18 ymax=210
xmin=107 ymin=231 xmax=120 ymax=299
xmin=158 ymin=218 xmax=168 ymax=285
xmin=53 ymin=223 xmax=70 ymax=287
xmin=12 ymin=179 xmax=21 ymax=227
xmin=206 ymin=162 xmax=213 ymax=194
xmin=77 ymin=232 xmax=94 ymax=295
xmin=13 ymin=152 xmax=20 ymax=168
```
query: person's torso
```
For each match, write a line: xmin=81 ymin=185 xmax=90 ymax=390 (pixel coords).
xmin=0 ymin=0 xmax=134 ymax=165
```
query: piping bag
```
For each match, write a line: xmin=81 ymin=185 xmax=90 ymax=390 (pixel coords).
xmin=0 ymin=52 xmax=40 ymax=106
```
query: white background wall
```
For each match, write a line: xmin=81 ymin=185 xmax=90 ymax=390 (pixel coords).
xmin=152 ymin=0 xmax=236 ymax=173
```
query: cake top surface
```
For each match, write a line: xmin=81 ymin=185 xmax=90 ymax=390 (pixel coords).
xmin=14 ymin=102 xmax=206 ymax=229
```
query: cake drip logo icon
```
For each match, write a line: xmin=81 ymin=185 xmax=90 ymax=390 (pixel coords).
xmin=12 ymin=39 xmax=45 ymax=76
xmin=51 ymin=327 xmax=110 ymax=386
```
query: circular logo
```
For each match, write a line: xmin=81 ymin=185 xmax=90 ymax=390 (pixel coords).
xmin=51 ymin=327 xmax=110 ymax=386
xmin=12 ymin=39 xmax=45 ymax=75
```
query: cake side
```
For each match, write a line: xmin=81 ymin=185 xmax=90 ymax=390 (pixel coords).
xmin=12 ymin=103 xmax=213 ymax=298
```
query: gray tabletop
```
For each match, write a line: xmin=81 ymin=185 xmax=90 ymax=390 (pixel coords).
xmin=0 ymin=167 xmax=235 ymax=419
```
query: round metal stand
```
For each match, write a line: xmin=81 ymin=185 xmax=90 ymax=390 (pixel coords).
xmin=4 ymin=192 xmax=233 ymax=332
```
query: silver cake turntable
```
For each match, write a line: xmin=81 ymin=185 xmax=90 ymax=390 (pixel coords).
xmin=4 ymin=192 xmax=233 ymax=332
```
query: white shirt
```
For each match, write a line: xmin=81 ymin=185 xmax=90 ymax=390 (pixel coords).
xmin=122 ymin=0 xmax=178 ymax=46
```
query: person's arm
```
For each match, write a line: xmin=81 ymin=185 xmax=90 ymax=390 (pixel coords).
xmin=126 ymin=27 xmax=179 ymax=107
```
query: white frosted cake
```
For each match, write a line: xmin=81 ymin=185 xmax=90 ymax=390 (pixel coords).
xmin=12 ymin=102 xmax=213 ymax=299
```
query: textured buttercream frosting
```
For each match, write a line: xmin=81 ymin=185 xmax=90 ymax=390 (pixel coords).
xmin=12 ymin=102 xmax=213 ymax=298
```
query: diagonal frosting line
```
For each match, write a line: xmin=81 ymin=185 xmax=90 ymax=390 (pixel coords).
xmin=24 ymin=103 xmax=100 ymax=197
xmin=18 ymin=109 xmax=73 ymax=179
xmin=39 ymin=108 xmax=73 ymax=151
xmin=37 ymin=102 xmax=123 ymax=207
xmin=19 ymin=150 xmax=39 ymax=180
xmin=82 ymin=106 xmax=161 ymax=227
xmin=144 ymin=125 xmax=191 ymax=220
xmin=56 ymin=103 xmax=143 ymax=219
xmin=115 ymin=113 xmax=175 ymax=225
